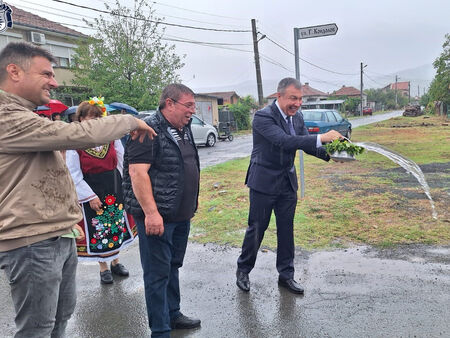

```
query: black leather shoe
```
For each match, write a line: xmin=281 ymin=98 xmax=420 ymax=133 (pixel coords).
xmin=111 ymin=263 xmax=129 ymax=277
xmin=278 ymin=278 xmax=304 ymax=294
xmin=170 ymin=314 xmax=201 ymax=330
xmin=236 ymin=269 xmax=250 ymax=292
xmin=100 ymin=270 xmax=113 ymax=284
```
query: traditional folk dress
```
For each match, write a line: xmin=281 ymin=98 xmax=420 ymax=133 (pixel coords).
xmin=66 ymin=140 xmax=137 ymax=261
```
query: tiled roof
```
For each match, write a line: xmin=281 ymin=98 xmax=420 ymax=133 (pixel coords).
xmin=199 ymin=91 xmax=240 ymax=100
xmin=10 ymin=5 xmax=85 ymax=37
xmin=333 ymin=85 xmax=361 ymax=96
xmin=388 ymin=82 xmax=410 ymax=91
xmin=266 ymin=83 xmax=327 ymax=99
xmin=301 ymin=83 xmax=327 ymax=96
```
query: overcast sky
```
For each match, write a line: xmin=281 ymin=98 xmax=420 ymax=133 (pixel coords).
xmin=9 ymin=0 xmax=450 ymax=95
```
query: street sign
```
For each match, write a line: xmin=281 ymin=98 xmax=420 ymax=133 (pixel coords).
xmin=297 ymin=23 xmax=338 ymax=40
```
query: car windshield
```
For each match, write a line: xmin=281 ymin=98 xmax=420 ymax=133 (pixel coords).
xmin=302 ymin=111 xmax=324 ymax=121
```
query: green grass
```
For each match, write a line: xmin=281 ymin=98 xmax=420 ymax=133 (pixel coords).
xmin=192 ymin=115 xmax=450 ymax=249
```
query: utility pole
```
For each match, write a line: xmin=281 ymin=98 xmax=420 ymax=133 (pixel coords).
xmin=360 ymin=62 xmax=363 ymax=116
xmin=251 ymin=19 xmax=264 ymax=107
xmin=293 ymin=27 xmax=305 ymax=198
xmin=395 ymin=75 xmax=398 ymax=107
xmin=294 ymin=28 xmax=300 ymax=81
xmin=360 ymin=63 xmax=366 ymax=116
xmin=418 ymin=85 xmax=420 ymax=97
xmin=408 ymin=81 xmax=411 ymax=103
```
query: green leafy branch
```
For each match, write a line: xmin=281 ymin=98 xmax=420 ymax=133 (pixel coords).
xmin=324 ymin=140 xmax=365 ymax=156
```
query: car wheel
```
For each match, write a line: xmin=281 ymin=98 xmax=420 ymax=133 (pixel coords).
xmin=345 ymin=128 xmax=352 ymax=140
xmin=206 ymin=133 xmax=216 ymax=147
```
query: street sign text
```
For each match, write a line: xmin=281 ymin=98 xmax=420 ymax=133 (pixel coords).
xmin=297 ymin=23 xmax=338 ymax=40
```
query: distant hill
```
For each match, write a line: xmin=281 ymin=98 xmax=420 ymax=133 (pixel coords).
xmin=193 ymin=64 xmax=436 ymax=99
xmin=193 ymin=79 xmax=279 ymax=100
xmin=367 ymin=63 xmax=435 ymax=97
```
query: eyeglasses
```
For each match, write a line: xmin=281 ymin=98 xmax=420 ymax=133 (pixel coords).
xmin=170 ymin=98 xmax=196 ymax=110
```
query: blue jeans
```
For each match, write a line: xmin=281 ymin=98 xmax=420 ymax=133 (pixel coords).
xmin=135 ymin=219 xmax=190 ymax=338
xmin=0 ymin=237 xmax=77 ymax=338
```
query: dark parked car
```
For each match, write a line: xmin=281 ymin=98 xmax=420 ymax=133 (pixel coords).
xmin=302 ymin=109 xmax=352 ymax=139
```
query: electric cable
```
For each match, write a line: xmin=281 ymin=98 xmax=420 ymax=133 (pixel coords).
xmin=261 ymin=34 xmax=359 ymax=76
xmin=49 ymin=0 xmax=251 ymax=32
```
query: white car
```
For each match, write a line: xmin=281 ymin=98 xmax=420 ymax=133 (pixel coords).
xmin=138 ymin=112 xmax=218 ymax=147
xmin=190 ymin=115 xmax=218 ymax=147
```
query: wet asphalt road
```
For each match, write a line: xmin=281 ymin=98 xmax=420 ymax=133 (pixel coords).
xmin=3 ymin=109 xmax=448 ymax=337
xmin=1 ymin=243 xmax=448 ymax=337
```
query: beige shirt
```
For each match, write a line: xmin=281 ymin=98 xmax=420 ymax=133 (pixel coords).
xmin=0 ymin=90 xmax=138 ymax=251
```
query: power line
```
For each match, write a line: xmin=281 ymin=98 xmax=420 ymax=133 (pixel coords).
xmin=364 ymin=72 xmax=385 ymax=87
xmin=106 ymin=0 xmax=250 ymax=29
xmin=13 ymin=1 xmax=250 ymax=37
xmin=16 ymin=0 xmax=245 ymax=29
xmin=14 ymin=5 xmax=254 ymax=50
xmin=12 ymin=4 xmax=95 ymax=23
xmin=49 ymin=0 xmax=251 ymax=33
xmin=162 ymin=34 xmax=252 ymax=46
xmin=262 ymin=34 xmax=359 ymax=76
xmin=150 ymin=1 xmax=249 ymax=21
xmin=163 ymin=37 xmax=253 ymax=52
xmin=14 ymin=2 xmax=255 ymax=50
xmin=259 ymin=53 xmax=294 ymax=73
xmin=258 ymin=53 xmax=342 ymax=87
xmin=12 ymin=0 xmax=97 ymax=19
xmin=154 ymin=12 xmax=248 ymax=29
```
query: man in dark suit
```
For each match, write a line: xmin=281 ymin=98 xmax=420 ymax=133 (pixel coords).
xmin=236 ymin=77 xmax=343 ymax=294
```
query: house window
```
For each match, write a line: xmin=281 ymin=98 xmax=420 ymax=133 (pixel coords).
xmin=58 ymin=57 xmax=70 ymax=68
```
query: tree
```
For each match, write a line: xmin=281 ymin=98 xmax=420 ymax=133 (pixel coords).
xmin=364 ymin=88 xmax=408 ymax=110
xmin=419 ymin=92 xmax=431 ymax=107
xmin=70 ymin=0 xmax=184 ymax=110
xmin=428 ymin=34 xmax=450 ymax=107
xmin=227 ymin=96 xmax=257 ymax=130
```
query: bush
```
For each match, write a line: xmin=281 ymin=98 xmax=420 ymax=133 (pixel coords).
xmin=227 ymin=96 xmax=256 ymax=130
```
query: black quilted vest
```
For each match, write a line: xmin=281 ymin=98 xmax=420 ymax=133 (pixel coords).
xmin=122 ymin=111 xmax=199 ymax=221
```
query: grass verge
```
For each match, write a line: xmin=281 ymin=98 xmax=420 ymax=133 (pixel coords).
xmin=192 ymin=115 xmax=450 ymax=249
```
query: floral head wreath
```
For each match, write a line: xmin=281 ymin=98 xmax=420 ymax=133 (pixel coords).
xmin=88 ymin=96 xmax=107 ymax=116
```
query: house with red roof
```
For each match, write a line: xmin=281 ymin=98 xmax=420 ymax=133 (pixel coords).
xmin=1 ymin=5 xmax=86 ymax=105
xmin=266 ymin=82 xmax=329 ymax=105
xmin=382 ymin=81 xmax=410 ymax=97
xmin=332 ymin=85 xmax=367 ymax=107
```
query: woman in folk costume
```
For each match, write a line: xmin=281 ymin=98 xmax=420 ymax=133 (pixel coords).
xmin=66 ymin=97 xmax=137 ymax=284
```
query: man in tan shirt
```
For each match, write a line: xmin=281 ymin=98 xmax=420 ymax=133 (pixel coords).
xmin=0 ymin=42 xmax=156 ymax=337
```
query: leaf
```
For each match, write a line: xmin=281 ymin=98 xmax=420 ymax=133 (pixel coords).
xmin=324 ymin=140 xmax=365 ymax=156
xmin=64 ymin=0 xmax=184 ymax=110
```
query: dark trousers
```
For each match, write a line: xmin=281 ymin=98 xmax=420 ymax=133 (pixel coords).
xmin=237 ymin=176 xmax=297 ymax=281
xmin=135 ymin=218 xmax=190 ymax=338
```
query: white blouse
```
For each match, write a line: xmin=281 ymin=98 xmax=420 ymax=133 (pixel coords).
xmin=66 ymin=140 xmax=124 ymax=203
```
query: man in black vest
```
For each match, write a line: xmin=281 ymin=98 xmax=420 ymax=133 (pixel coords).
xmin=236 ymin=78 xmax=343 ymax=295
xmin=123 ymin=83 xmax=200 ymax=337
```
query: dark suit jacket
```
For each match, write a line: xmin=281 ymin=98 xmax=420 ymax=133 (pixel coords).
xmin=245 ymin=101 xmax=330 ymax=195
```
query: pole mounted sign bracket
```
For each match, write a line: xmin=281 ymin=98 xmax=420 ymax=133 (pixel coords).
xmin=296 ymin=23 xmax=338 ymax=40
xmin=294 ymin=22 xmax=338 ymax=198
